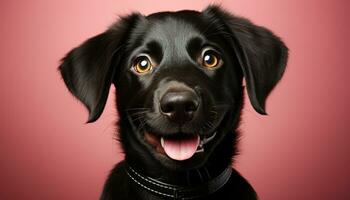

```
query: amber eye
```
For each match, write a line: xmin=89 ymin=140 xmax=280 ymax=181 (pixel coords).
xmin=202 ymin=49 xmax=221 ymax=69
xmin=133 ymin=56 xmax=153 ymax=74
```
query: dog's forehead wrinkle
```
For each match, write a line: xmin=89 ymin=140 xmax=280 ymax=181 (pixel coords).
xmin=147 ymin=17 xmax=202 ymax=59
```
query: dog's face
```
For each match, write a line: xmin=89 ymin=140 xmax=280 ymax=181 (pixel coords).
xmin=59 ymin=6 xmax=287 ymax=170
xmin=116 ymin=11 xmax=244 ymax=168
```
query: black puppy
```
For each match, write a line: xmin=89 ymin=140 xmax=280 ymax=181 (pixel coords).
xmin=59 ymin=5 xmax=288 ymax=200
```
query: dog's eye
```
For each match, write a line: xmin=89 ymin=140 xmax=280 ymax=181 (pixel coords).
xmin=201 ymin=49 xmax=222 ymax=69
xmin=133 ymin=56 xmax=153 ymax=74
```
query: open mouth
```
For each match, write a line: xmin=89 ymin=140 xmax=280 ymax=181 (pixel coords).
xmin=144 ymin=131 xmax=217 ymax=161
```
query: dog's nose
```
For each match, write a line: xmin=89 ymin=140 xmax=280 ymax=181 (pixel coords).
xmin=160 ymin=90 xmax=199 ymax=124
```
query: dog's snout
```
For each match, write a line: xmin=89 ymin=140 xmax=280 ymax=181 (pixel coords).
xmin=160 ymin=90 xmax=199 ymax=124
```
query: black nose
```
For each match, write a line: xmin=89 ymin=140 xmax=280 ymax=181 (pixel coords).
xmin=160 ymin=90 xmax=199 ymax=124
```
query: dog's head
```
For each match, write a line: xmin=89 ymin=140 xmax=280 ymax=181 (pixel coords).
xmin=59 ymin=6 xmax=287 ymax=170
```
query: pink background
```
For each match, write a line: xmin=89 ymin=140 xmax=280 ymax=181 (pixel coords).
xmin=1 ymin=0 xmax=349 ymax=199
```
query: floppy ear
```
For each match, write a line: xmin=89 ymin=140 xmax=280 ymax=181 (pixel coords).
xmin=59 ymin=14 xmax=142 ymax=123
xmin=203 ymin=6 xmax=288 ymax=114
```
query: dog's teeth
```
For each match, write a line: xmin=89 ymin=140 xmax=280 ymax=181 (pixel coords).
xmin=196 ymin=145 xmax=204 ymax=153
xmin=160 ymin=137 xmax=165 ymax=148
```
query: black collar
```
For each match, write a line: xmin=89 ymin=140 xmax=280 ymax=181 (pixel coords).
xmin=126 ymin=165 xmax=232 ymax=199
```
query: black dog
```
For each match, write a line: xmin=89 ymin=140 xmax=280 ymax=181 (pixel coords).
xmin=59 ymin=5 xmax=288 ymax=200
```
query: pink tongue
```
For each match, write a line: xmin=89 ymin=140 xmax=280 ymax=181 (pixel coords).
xmin=162 ymin=135 xmax=200 ymax=161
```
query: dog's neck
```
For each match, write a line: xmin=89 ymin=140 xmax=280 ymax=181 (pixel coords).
xmin=127 ymin=157 xmax=232 ymax=186
xmin=125 ymin=163 xmax=232 ymax=199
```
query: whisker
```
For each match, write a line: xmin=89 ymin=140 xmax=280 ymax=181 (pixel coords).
xmin=137 ymin=118 xmax=147 ymax=132
xmin=152 ymin=115 xmax=168 ymax=131
xmin=127 ymin=110 xmax=149 ymax=117
xmin=125 ymin=107 xmax=150 ymax=110
xmin=130 ymin=115 xmax=146 ymax=123
xmin=125 ymin=107 xmax=150 ymax=112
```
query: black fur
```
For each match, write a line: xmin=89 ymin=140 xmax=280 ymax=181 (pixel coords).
xmin=59 ymin=5 xmax=288 ymax=200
